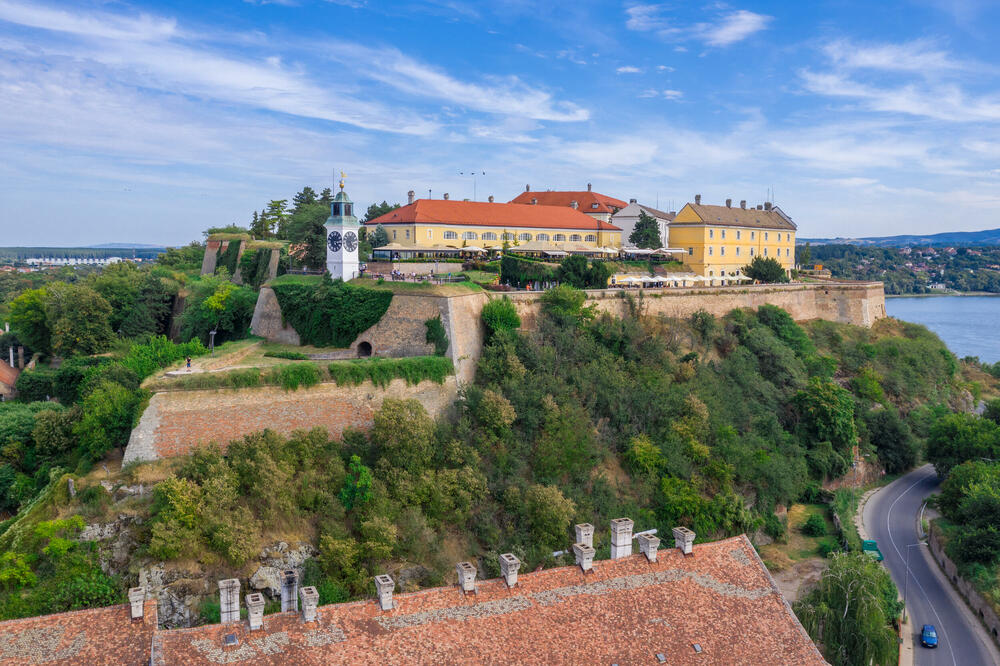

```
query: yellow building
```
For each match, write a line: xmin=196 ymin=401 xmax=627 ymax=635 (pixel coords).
xmin=669 ymin=196 xmax=796 ymax=279
xmin=365 ymin=196 xmax=622 ymax=257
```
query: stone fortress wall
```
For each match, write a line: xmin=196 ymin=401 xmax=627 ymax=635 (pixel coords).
xmin=127 ymin=280 xmax=884 ymax=463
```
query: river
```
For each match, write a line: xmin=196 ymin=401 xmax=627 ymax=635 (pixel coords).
xmin=885 ymin=295 xmax=1000 ymax=364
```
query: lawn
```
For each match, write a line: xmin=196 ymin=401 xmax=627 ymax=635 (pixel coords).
xmin=348 ymin=277 xmax=482 ymax=296
xmin=759 ymin=503 xmax=839 ymax=571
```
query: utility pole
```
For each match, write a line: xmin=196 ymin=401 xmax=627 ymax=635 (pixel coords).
xmin=459 ymin=171 xmax=485 ymax=201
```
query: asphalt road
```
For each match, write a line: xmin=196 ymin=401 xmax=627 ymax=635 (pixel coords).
xmin=864 ymin=464 xmax=1000 ymax=666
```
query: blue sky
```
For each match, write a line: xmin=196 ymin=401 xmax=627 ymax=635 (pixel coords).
xmin=1 ymin=0 xmax=999 ymax=245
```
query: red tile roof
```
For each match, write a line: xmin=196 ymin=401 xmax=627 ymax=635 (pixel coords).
xmin=153 ymin=536 xmax=825 ymax=665
xmin=0 ymin=361 xmax=18 ymax=389
xmin=508 ymin=190 xmax=629 ymax=214
xmin=0 ymin=600 xmax=157 ymax=665
xmin=365 ymin=199 xmax=621 ymax=232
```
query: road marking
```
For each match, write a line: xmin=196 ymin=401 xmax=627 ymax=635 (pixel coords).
xmin=886 ymin=468 xmax=958 ymax=666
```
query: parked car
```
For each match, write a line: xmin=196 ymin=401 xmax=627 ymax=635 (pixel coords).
xmin=921 ymin=624 xmax=938 ymax=648
xmin=862 ymin=539 xmax=884 ymax=562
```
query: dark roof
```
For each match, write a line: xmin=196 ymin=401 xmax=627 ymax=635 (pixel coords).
xmin=676 ymin=204 xmax=797 ymax=231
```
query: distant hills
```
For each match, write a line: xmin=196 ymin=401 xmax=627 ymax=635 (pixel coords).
xmin=86 ymin=243 xmax=168 ymax=249
xmin=800 ymin=228 xmax=1000 ymax=247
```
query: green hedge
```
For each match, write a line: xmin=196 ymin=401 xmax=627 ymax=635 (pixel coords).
xmin=328 ymin=357 xmax=453 ymax=387
xmin=216 ymin=240 xmax=243 ymax=276
xmin=271 ymin=276 xmax=392 ymax=347
xmin=500 ymin=255 xmax=557 ymax=287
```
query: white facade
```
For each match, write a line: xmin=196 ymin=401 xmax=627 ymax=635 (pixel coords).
xmin=611 ymin=202 xmax=673 ymax=248
xmin=325 ymin=189 xmax=360 ymax=280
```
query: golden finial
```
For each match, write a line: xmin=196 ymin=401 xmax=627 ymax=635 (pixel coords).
xmin=339 ymin=170 xmax=346 ymax=191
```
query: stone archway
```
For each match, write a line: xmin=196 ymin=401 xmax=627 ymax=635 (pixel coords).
xmin=357 ymin=341 xmax=372 ymax=357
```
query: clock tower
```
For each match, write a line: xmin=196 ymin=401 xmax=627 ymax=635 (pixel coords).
xmin=325 ymin=174 xmax=360 ymax=280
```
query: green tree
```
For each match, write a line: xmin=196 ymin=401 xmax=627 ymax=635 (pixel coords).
xmin=370 ymin=224 xmax=390 ymax=248
xmin=44 ymin=282 xmax=114 ymax=357
xmin=292 ymin=186 xmax=318 ymax=212
xmin=743 ymin=255 xmax=790 ymax=283
xmin=265 ymin=199 xmax=290 ymax=239
xmin=339 ymin=454 xmax=373 ymax=511
xmin=285 ymin=202 xmax=328 ymax=269
xmin=319 ymin=188 xmax=334 ymax=206
xmin=795 ymin=552 xmax=899 ymax=666
xmin=926 ymin=412 xmax=1000 ymax=477
xmin=628 ymin=210 xmax=662 ymax=249
xmin=799 ymin=242 xmax=812 ymax=267
xmin=521 ymin=483 xmax=575 ymax=550
xmin=794 ymin=377 xmax=858 ymax=452
xmin=371 ymin=399 xmax=435 ymax=474
xmin=362 ymin=201 xmax=401 ymax=223
xmin=9 ymin=288 xmax=50 ymax=355
xmin=865 ymin=408 xmax=917 ymax=474
xmin=73 ymin=381 xmax=146 ymax=461
xmin=481 ymin=297 xmax=521 ymax=339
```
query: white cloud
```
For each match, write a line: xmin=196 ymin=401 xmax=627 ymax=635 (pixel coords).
xmin=0 ymin=0 xmax=178 ymax=41
xmin=662 ymin=89 xmax=683 ymax=99
xmin=624 ymin=5 xmax=770 ymax=47
xmin=822 ymin=39 xmax=971 ymax=75
xmin=616 ymin=65 xmax=642 ymax=73
xmin=656 ymin=64 xmax=674 ymax=72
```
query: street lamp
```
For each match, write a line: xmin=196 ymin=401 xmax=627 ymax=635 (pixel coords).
xmin=902 ymin=541 xmax=928 ymax=624
xmin=459 ymin=171 xmax=485 ymax=201
xmin=209 ymin=329 xmax=217 ymax=355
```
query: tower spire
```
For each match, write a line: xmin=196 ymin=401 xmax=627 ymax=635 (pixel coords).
xmin=339 ymin=170 xmax=346 ymax=192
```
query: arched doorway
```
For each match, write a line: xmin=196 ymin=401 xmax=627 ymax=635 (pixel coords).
xmin=357 ymin=341 xmax=372 ymax=357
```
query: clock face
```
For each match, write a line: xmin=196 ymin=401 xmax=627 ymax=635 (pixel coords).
xmin=327 ymin=231 xmax=342 ymax=252
xmin=344 ymin=231 xmax=358 ymax=252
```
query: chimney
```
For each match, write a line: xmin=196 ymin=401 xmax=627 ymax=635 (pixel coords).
xmin=128 ymin=587 xmax=146 ymax=621
xmin=280 ymin=569 xmax=298 ymax=613
xmin=499 ymin=553 xmax=521 ymax=587
xmin=725 ymin=198 xmax=732 ymax=208
xmin=757 ymin=204 xmax=763 ymax=210
xmin=764 ymin=202 xmax=772 ymax=211
xmin=488 ymin=195 xmax=495 ymax=203
xmin=570 ymin=200 xmax=578 ymax=209
xmin=299 ymin=586 xmax=319 ymax=622
xmin=587 ymin=183 xmax=592 ymax=191
xmin=443 ymin=193 xmax=450 ymax=200
xmin=637 ymin=533 xmax=660 ymax=562
xmin=525 ymin=184 xmax=531 ymax=192
xmin=574 ymin=523 xmax=594 ymax=548
xmin=17 ymin=346 xmax=24 ymax=370
xmin=572 ymin=542 xmax=596 ymax=572
xmin=456 ymin=562 xmax=477 ymax=594
xmin=610 ymin=518 xmax=634 ymax=559
xmin=374 ymin=574 xmax=395 ymax=611
xmin=407 ymin=190 xmax=415 ymax=205
xmin=531 ymin=197 xmax=538 ymax=205
xmin=246 ymin=593 xmax=265 ymax=631
xmin=218 ymin=579 xmax=240 ymax=624
xmin=8 ymin=346 xmax=12 ymax=369
xmin=629 ymin=198 xmax=637 ymax=204
xmin=694 ymin=194 xmax=701 ymax=205
xmin=672 ymin=526 xmax=696 ymax=556
xmin=740 ymin=200 xmax=746 ymax=209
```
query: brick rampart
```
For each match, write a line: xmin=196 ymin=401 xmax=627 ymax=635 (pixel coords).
xmin=124 ymin=377 xmax=458 ymax=464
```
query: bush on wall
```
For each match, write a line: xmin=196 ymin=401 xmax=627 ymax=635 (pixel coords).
xmin=424 ymin=316 xmax=448 ymax=356
xmin=271 ymin=275 xmax=393 ymax=348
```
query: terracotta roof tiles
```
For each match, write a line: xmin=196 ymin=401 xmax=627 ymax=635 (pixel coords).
xmin=509 ymin=190 xmax=628 ymax=214
xmin=677 ymin=204 xmax=797 ymax=231
xmin=366 ymin=199 xmax=621 ymax=232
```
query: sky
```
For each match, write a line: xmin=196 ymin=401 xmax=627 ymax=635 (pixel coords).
xmin=1 ymin=0 xmax=1000 ymax=246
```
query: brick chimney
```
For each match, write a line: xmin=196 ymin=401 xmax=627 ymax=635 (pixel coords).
xmin=526 ymin=184 xmax=531 ymax=192
xmin=280 ymin=570 xmax=298 ymax=613
xmin=443 ymin=193 xmax=450 ymax=200
xmin=488 ymin=195 xmax=495 ymax=203
xmin=725 ymin=198 xmax=732 ymax=208
xmin=374 ymin=574 xmax=395 ymax=611
xmin=407 ymin=190 xmax=415 ymax=204
xmin=246 ymin=593 xmax=265 ymax=631
xmin=637 ymin=533 xmax=660 ymax=562
xmin=740 ymin=200 xmax=746 ymax=209
xmin=574 ymin=523 xmax=594 ymax=548
xmin=128 ymin=587 xmax=146 ymax=621
xmin=218 ymin=579 xmax=240 ymax=624
xmin=629 ymin=198 xmax=637 ymax=204
xmin=694 ymin=194 xmax=701 ymax=205
xmin=764 ymin=202 xmax=772 ymax=211
xmin=456 ymin=562 xmax=477 ymax=593
xmin=757 ymin=204 xmax=763 ymax=210
xmin=572 ymin=542 xmax=596 ymax=572
xmin=499 ymin=553 xmax=521 ymax=587
xmin=610 ymin=518 xmax=634 ymax=559
xmin=672 ymin=526 xmax=695 ymax=555
xmin=299 ymin=586 xmax=319 ymax=622
xmin=570 ymin=200 xmax=578 ymax=209
xmin=587 ymin=183 xmax=592 ymax=191
xmin=531 ymin=197 xmax=538 ymax=205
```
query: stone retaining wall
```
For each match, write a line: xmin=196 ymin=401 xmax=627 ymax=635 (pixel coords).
xmin=124 ymin=377 xmax=458 ymax=463
xmin=928 ymin=523 xmax=1000 ymax=645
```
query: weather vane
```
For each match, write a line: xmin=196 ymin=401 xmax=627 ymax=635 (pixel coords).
xmin=339 ymin=170 xmax=346 ymax=191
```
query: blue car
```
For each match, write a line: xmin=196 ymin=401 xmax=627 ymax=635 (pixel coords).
xmin=921 ymin=624 xmax=938 ymax=648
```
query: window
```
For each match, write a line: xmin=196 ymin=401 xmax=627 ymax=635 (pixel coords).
xmin=502 ymin=232 xmax=515 ymax=241
xmin=591 ymin=203 xmax=599 ymax=209
xmin=519 ymin=233 xmax=532 ymax=241
xmin=569 ymin=234 xmax=582 ymax=242
xmin=764 ymin=247 xmax=768 ymax=256
xmin=708 ymin=246 xmax=713 ymax=256
xmin=427 ymin=230 xmax=432 ymax=239
xmin=481 ymin=232 xmax=497 ymax=241
xmin=721 ymin=229 xmax=726 ymax=239
xmin=765 ymin=232 xmax=769 ymax=241
xmin=585 ymin=234 xmax=597 ymax=242
xmin=749 ymin=247 xmax=754 ymax=256
xmin=462 ymin=231 xmax=477 ymax=240
xmin=736 ymin=230 xmax=741 ymax=240
xmin=720 ymin=247 xmax=725 ymax=256
xmin=554 ymin=234 xmax=566 ymax=241
xmin=443 ymin=231 xmax=458 ymax=240
xmin=751 ymin=231 xmax=755 ymax=240
xmin=536 ymin=233 xmax=550 ymax=241
xmin=786 ymin=248 xmax=791 ymax=256
xmin=736 ymin=247 xmax=741 ymax=256
xmin=688 ymin=247 xmax=694 ymax=255
xmin=392 ymin=230 xmax=397 ymax=240
xmin=709 ymin=229 xmax=714 ymax=239
xmin=405 ymin=229 xmax=410 ymax=239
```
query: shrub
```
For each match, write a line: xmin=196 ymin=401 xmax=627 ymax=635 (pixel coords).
xmin=743 ymin=256 xmax=789 ymax=283
xmin=424 ymin=316 xmax=448 ymax=356
xmin=802 ymin=513 xmax=827 ymax=536
xmin=14 ymin=369 xmax=56 ymax=403
xmin=120 ymin=336 xmax=207 ymax=380
xmin=271 ymin=275 xmax=392 ymax=347
xmin=271 ymin=363 xmax=320 ymax=391
xmin=481 ymin=298 xmax=521 ymax=338
xmin=264 ymin=350 xmax=309 ymax=360
xmin=328 ymin=357 xmax=453 ymax=388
